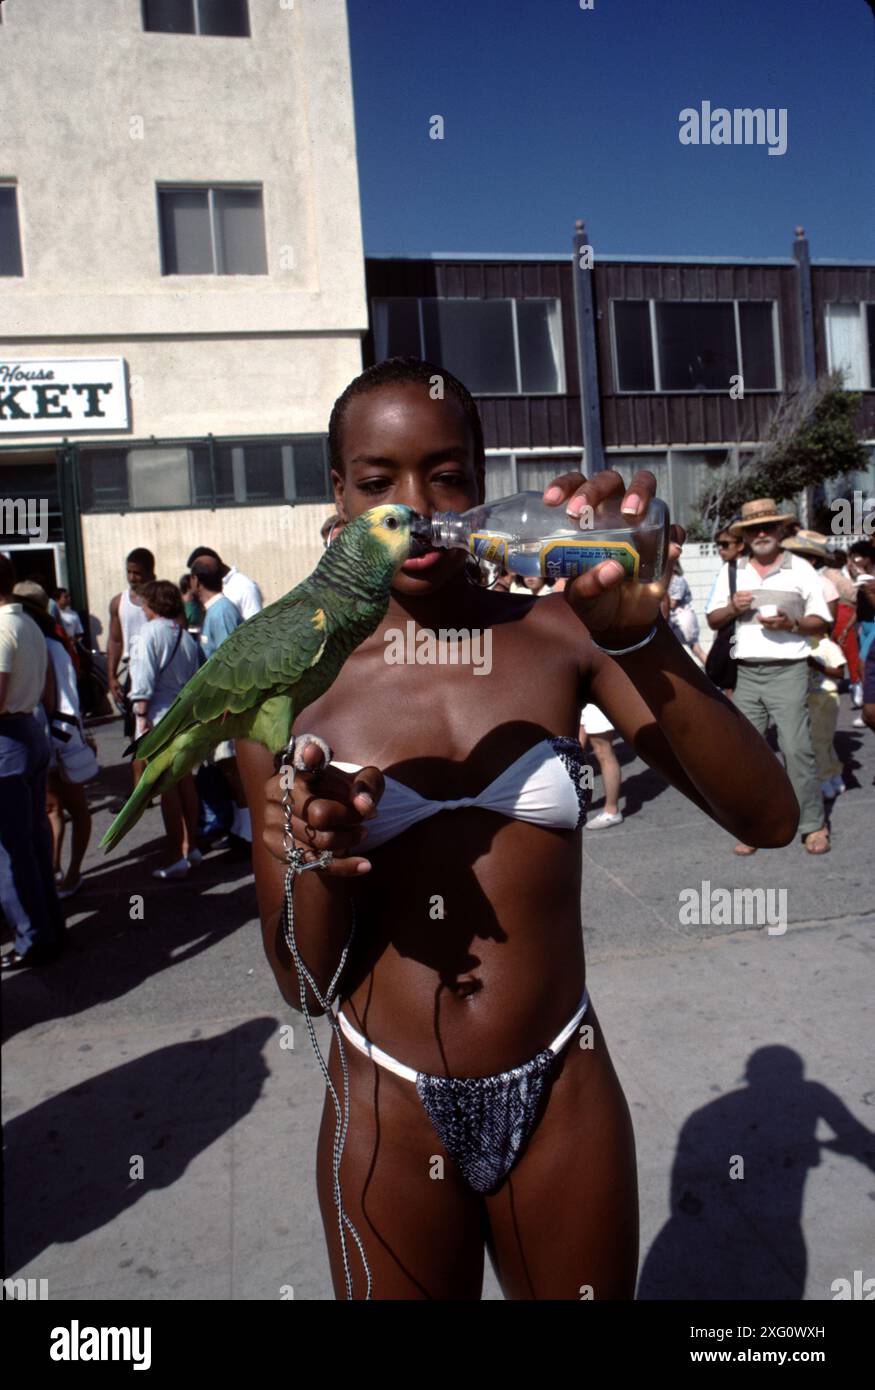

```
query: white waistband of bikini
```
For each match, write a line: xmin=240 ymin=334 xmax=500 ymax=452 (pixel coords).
xmin=334 ymin=986 xmax=590 ymax=1085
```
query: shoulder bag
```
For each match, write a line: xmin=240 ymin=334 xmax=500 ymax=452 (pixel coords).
xmin=704 ymin=561 xmax=738 ymax=691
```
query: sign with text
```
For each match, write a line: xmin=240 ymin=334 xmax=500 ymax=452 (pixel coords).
xmin=0 ymin=358 xmax=129 ymax=434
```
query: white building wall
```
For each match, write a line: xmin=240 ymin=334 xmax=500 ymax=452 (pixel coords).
xmin=0 ymin=0 xmax=365 ymax=623
xmin=81 ymin=500 xmax=329 ymax=647
xmin=3 ymin=336 xmax=363 ymax=440
xmin=0 ymin=0 xmax=365 ymax=349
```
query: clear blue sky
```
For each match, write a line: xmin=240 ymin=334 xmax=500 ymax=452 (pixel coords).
xmin=347 ymin=0 xmax=875 ymax=261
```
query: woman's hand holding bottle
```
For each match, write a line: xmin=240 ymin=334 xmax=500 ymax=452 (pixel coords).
xmin=543 ymin=468 xmax=684 ymax=646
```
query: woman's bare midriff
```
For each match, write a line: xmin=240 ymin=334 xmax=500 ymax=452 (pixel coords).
xmin=292 ymin=592 xmax=593 ymax=1080
xmin=338 ymin=812 xmax=587 ymax=1077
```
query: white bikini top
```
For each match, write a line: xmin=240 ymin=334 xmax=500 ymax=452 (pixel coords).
xmin=332 ymin=736 xmax=591 ymax=850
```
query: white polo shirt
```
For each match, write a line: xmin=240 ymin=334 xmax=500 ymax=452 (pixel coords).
xmin=222 ymin=566 xmax=263 ymax=620
xmin=706 ymin=552 xmax=832 ymax=662
xmin=0 ymin=602 xmax=48 ymax=713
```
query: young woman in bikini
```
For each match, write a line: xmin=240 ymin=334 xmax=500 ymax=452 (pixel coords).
xmin=236 ymin=358 xmax=798 ymax=1301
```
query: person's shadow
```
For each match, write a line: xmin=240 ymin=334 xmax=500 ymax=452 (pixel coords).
xmin=3 ymin=1019 xmax=276 ymax=1276
xmin=637 ymin=1046 xmax=875 ymax=1299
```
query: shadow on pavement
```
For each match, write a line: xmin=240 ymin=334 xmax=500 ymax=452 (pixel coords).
xmin=1 ymin=853 xmax=260 ymax=1045
xmin=3 ymin=1019 xmax=277 ymax=1277
xmin=637 ymin=1045 xmax=875 ymax=1299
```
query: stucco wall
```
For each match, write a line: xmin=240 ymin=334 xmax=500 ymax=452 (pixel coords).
xmin=82 ymin=500 xmax=330 ymax=648
xmin=2 ymin=335 xmax=363 ymax=439
xmin=0 ymin=0 xmax=365 ymax=345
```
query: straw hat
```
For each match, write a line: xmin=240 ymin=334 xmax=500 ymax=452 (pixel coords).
xmin=729 ymin=498 xmax=797 ymax=535
xmin=780 ymin=529 xmax=833 ymax=562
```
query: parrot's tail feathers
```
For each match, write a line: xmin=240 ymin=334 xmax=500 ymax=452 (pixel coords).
xmin=99 ymin=751 xmax=173 ymax=853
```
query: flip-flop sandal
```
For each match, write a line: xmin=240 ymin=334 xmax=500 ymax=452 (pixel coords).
xmin=804 ymin=830 xmax=830 ymax=854
xmin=733 ymin=843 xmax=758 ymax=856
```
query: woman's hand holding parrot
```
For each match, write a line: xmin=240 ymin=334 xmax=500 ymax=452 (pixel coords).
xmin=261 ymin=737 xmax=384 ymax=877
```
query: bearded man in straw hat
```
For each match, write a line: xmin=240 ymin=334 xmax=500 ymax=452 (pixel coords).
xmin=705 ymin=498 xmax=833 ymax=855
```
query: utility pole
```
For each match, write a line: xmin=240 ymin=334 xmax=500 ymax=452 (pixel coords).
xmin=793 ymin=225 xmax=817 ymax=527
xmin=572 ymin=219 xmax=605 ymax=475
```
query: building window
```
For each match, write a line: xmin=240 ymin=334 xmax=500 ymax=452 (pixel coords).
xmin=605 ymin=452 xmax=671 ymax=514
xmin=515 ymin=454 xmax=583 ymax=493
xmin=77 ymin=450 xmax=130 ymax=511
xmin=612 ymin=303 xmax=654 ymax=391
xmin=612 ymin=300 xmax=779 ymax=392
xmin=372 ymin=297 xmax=565 ymax=395
xmin=78 ymin=437 xmax=332 ymax=512
xmin=158 ymin=187 xmax=267 ymax=275
xmin=482 ymin=452 xmax=586 ymax=501
xmin=0 ymin=185 xmax=24 ymax=277
xmin=0 ymin=463 xmax=64 ymax=543
xmin=825 ymin=303 xmax=874 ymax=390
xmin=483 ymin=454 xmax=514 ymax=501
xmin=142 ymin=0 xmax=250 ymax=37
xmin=605 ymin=449 xmax=742 ymax=533
xmin=819 ymin=443 xmax=875 ymax=522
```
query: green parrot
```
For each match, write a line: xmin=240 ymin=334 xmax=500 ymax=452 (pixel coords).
xmin=99 ymin=503 xmax=419 ymax=853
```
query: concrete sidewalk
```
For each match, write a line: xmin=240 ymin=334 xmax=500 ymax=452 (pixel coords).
xmin=2 ymin=711 xmax=873 ymax=1300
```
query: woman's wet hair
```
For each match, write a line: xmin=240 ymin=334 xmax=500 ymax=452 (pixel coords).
xmin=328 ymin=356 xmax=485 ymax=475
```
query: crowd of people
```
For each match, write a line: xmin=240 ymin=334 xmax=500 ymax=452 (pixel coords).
xmin=704 ymin=506 xmax=874 ymax=855
xmin=1 ymin=500 xmax=873 ymax=968
xmin=0 ymin=543 xmax=263 ymax=969
xmin=106 ymin=545 xmax=264 ymax=881
xmin=490 ymin=502 xmax=875 ymax=843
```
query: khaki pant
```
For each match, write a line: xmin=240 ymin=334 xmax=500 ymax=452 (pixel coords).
xmin=807 ymin=688 xmax=841 ymax=781
xmin=733 ymin=660 xmax=824 ymax=837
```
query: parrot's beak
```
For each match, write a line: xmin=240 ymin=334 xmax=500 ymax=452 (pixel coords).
xmin=409 ymin=511 xmax=434 ymax=557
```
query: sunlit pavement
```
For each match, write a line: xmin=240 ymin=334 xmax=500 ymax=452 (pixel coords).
xmin=2 ymin=710 xmax=872 ymax=1300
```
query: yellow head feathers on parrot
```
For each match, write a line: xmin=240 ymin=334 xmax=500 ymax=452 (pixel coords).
xmin=99 ymin=503 xmax=421 ymax=852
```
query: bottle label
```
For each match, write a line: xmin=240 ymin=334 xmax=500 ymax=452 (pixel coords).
xmin=539 ymin=539 xmax=641 ymax=581
xmin=469 ymin=532 xmax=509 ymax=566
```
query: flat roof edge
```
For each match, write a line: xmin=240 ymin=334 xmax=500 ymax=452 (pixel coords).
xmin=366 ymin=252 xmax=874 ymax=267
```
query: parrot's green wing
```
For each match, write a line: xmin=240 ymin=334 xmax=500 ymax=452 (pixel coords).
xmin=101 ymin=500 xmax=414 ymax=853
xmin=131 ymin=581 xmax=330 ymax=764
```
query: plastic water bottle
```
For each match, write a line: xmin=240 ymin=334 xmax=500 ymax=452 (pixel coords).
xmin=419 ymin=491 xmax=670 ymax=582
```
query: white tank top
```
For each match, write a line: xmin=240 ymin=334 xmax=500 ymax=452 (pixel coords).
xmin=119 ymin=587 xmax=150 ymax=663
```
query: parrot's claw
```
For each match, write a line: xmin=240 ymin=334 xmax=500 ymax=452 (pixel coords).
xmin=285 ymin=733 xmax=333 ymax=773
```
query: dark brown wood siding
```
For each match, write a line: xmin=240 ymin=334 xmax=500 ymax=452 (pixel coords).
xmin=364 ymin=258 xmax=582 ymax=449
xmin=364 ymin=257 xmax=875 ymax=453
xmin=594 ymin=262 xmax=802 ymax=446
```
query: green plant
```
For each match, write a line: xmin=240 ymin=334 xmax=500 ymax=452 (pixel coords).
xmin=695 ymin=373 xmax=868 ymax=536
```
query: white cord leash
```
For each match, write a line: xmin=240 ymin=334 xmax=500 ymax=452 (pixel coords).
xmin=279 ymin=734 xmax=373 ymax=1301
